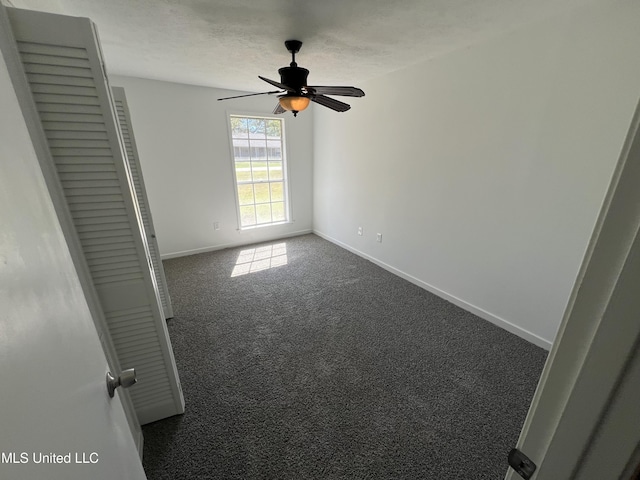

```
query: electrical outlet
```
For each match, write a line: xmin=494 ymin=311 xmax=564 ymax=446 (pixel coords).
xmin=358 ymin=226 xmax=363 ymax=236
xmin=377 ymin=233 xmax=382 ymax=243
xmin=213 ymin=222 xmax=220 ymax=230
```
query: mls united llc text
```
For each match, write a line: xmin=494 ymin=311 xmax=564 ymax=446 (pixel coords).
xmin=1 ymin=452 xmax=99 ymax=464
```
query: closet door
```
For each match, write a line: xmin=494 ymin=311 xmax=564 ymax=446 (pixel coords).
xmin=8 ymin=7 xmax=184 ymax=425
xmin=112 ymin=86 xmax=174 ymax=319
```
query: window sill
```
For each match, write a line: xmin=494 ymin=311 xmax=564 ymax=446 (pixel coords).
xmin=238 ymin=220 xmax=294 ymax=231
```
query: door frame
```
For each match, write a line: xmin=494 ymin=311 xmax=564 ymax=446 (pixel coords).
xmin=0 ymin=2 xmax=143 ymax=455
xmin=505 ymin=98 xmax=640 ymax=479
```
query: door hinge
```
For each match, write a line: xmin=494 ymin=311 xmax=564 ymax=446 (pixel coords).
xmin=508 ymin=448 xmax=537 ymax=479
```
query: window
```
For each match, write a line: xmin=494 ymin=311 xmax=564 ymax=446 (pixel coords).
xmin=229 ymin=115 xmax=289 ymax=228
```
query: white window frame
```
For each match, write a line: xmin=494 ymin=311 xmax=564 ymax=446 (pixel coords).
xmin=227 ymin=113 xmax=292 ymax=230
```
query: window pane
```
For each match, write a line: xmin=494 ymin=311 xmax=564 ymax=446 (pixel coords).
xmin=256 ymin=203 xmax=272 ymax=224
xmin=231 ymin=117 xmax=248 ymax=138
xmin=250 ymin=139 xmax=267 ymax=159
xmin=268 ymin=161 xmax=283 ymax=180
xmin=266 ymin=119 xmax=281 ymax=138
xmin=272 ymin=202 xmax=285 ymax=222
xmin=248 ymin=118 xmax=265 ymax=135
xmin=235 ymin=161 xmax=251 ymax=182
xmin=268 ymin=148 xmax=281 ymax=160
xmin=270 ymin=182 xmax=283 ymax=202
xmin=233 ymin=145 xmax=249 ymax=159
xmin=267 ymin=139 xmax=281 ymax=160
xmin=240 ymin=205 xmax=256 ymax=226
xmin=252 ymin=161 xmax=269 ymax=181
xmin=253 ymin=146 xmax=266 ymax=159
xmin=237 ymin=184 xmax=254 ymax=206
xmin=254 ymin=183 xmax=270 ymax=204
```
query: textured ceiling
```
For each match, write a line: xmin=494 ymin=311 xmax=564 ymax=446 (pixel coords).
xmin=9 ymin=0 xmax=596 ymax=93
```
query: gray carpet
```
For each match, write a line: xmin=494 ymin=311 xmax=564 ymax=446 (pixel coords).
xmin=142 ymin=233 xmax=546 ymax=479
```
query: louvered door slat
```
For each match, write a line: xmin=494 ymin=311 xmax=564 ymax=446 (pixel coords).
xmin=21 ymin=52 xmax=91 ymax=68
xmin=47 ymin=130 xmax=108 ymax=140
xmin=88 ymin=254 xmax=139 ymax=267
xmin=62 ymin=180 xmax=121 ymax=189
xmin=116 ymin=335 xmax=161 ymax=351
xmin=10 ymin=7 xmax=184 ymax=427
xmin=23 ymin=63 xmax=92 ymax=77
xmin=28 ymin=73 xmax=95 ymax=88
xmin=40 ymin=112 xmax=104 ymax=123
xmin=77 ymin=222 xmax=130 ymax=233
xmin=17 ymin=42 xmax=87 ymax=58
xmin=42 ymin=120 xmax=106 ymax=131
xmin=119 ymin=348 xmax=163 ymax=364
xmin=131 ymin=383 xmax=173 ymax=400
xmin=33 ymin=93 xmax=100 ymax=105
xmin=49 ymin=139 xmax=109 ymax=148
xmin=134 ymin=376 xmax=172 ymax=392
xmin=111 ymin=325 xmax=157 ymax=341
xmin=66 ymin=194 xmax=124 ymax=204
xmin=31 ymin=83 xmax=98 ymax=97
xmin=92 ymin=262 xmax=141 ymax=274
xmin=85 ymin=249 xmax=137 ymax=262
xmin=132 ymin=389 xmax=172 ymax=404
xmin=76 ymin=219 xmax=129 ymax=229
xmin=119 ymin=346 xmax=164 ymax=362
xmin=72 ymin=211 xmax=126 ymax=221
xmin=110 ymin=314 xmax=158 ymax=330
xmin=55 ymin=157 xmax=113 ymax=166
xmin=82 ymin=245 xmax=134 ymax=256
xmin=79 ymin=228 xmax=132 ymax=239
xmin=38 ymin=104 xmax=103 ymax=115
xmin=132 ymin=363 xmax=171 ymax=377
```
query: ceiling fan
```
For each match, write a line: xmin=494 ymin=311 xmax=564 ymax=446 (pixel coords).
xmin=217 ymin=40 xmax=365 ymax=116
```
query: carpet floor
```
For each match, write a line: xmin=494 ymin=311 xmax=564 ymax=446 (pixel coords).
xmin=142 ymin=234 xmax=547 ymax=479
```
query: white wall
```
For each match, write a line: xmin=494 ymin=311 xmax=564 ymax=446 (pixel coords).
xmin=313 ymin=0 xmax=640 ymax=347
xmin=109 ymin=75 xmax=314 ymax=257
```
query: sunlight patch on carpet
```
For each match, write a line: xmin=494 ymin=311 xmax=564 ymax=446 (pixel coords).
xmin=231 ymin=242 xmax=288 ymax=277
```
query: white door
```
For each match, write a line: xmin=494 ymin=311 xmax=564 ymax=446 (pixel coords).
xmin=112 ymin=86 xmax=174 ymax=319
xmin=6 ymin=6 xmax=184 ymax=425
xmin=504 ymin=100 xmax=640 ymax=479
xmin=0 ymin=44 xmax=147 ymax=480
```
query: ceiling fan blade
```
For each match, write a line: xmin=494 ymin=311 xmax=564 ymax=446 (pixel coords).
xmin=273 ymin=102 xmax=286 ymax=115
xmin=217 ymin=90 xmax=281 ymax=101
xmin=306 ymin=86 xmax=365 ymax=97
xmin=311 ymin=94 xmax=351 ymax=112
xmin=259 ymin=76 xmax=294 ymax=92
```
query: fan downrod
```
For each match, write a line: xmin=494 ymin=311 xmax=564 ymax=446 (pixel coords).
xmin=285 ymin=40 xmax=302 ymax=66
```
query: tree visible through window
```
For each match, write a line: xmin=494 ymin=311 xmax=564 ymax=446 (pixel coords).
xmin=229 ymin=115 xmax=289 ymax=228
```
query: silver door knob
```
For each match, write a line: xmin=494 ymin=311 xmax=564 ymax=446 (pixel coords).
xmin=106 ymin=368 xmax=137 ymax=398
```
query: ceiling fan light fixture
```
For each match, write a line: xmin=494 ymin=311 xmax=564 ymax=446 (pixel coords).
xmin=218 ymin=40 xmax=363 ymax=116
xmin=279 ymin=95 xmax=310 ymax=113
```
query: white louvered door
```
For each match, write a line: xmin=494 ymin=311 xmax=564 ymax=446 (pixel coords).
xmin=112 ymin=86 xmax=174 ymax=319
xmin=8 ymin=8 xmax=184 ymax=425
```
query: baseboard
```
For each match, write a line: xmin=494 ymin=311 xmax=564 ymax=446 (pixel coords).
xmin=161 ymin=229 xmax=313 ymax=260
xmin=313 ymin=230 xmax=553 ymax=351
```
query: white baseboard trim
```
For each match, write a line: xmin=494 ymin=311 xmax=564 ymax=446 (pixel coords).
xmin=314 ymin=230 xmax=553 ymax=351
xmin=161 ymin=229 xmax=313 ymax=260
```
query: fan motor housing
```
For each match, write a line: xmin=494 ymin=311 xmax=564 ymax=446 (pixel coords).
xmin=278 ymin=66 xmax=309 ymax=93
